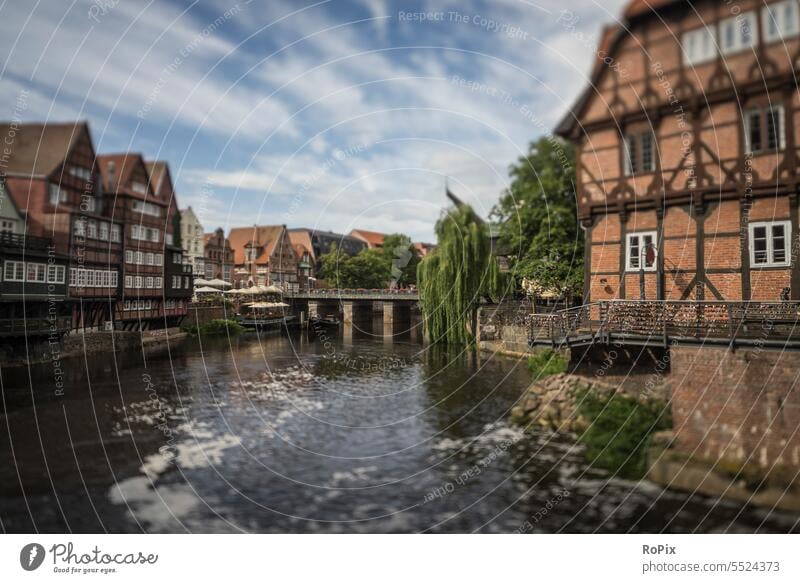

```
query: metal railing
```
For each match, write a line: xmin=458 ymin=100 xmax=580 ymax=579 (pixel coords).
xmin=0 ymin=232 xmax=53 ymax=251
xmin=527 ymin=300 xmax=800 ymax=348
xmin=286 ymin=289 xmax=419 ymax=301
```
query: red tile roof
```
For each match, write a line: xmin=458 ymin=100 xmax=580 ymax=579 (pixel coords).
xmin=228 ymin=225 xmax=285 ymax=265
xmin=97 ymin=153 xmax=160 ymax=203
xmin=349 ymin=229 xmax=386 ymax=248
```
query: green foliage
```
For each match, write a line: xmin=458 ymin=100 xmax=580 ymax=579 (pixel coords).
xmin=381 ymin=233 xmax=420 ymax=286
xmin=574 ymin=388 xmax=671 ymax=480
xmin=417 ymin=204 xmax=502 ymax=345
xmin=183 ymin=318 xmax=244 ymax=336
xmin=318 ymin=244 xmax=391 ymax=288
xmin=492 ymin=136 xmax=583 ymax=301
xmin=527 ymin=348 xmax=568 ymax=378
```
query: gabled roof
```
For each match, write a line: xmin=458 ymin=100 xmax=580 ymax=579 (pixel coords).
xmin=554 ymin=0 xmax=683 ymax=138
xmin=97 ymin=153 xmax=158 ymax=202
xmin=0 ymin=121 xmax=90 ymax=178
xmin=145 ymin=160 xmax=173 ymax=197
xmin=228 ymin=225 xmax=286 ymax=265
xmin=349 ymin=228 xmax=386 ymax=247
xmin=288 ymin=229 xmax=314 ymax=260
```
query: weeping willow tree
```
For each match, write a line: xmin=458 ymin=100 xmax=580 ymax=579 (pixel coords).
xmin=417 ymin=205 xmax=503 ymax=345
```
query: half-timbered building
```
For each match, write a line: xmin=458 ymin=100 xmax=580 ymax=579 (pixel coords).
xmin=98 ymin=153 xmax=167 ymax=330
xmin=1 ymin=122 xmax=122 ymax=330
xmin=556 ymin=0 xmax=800 ymax=302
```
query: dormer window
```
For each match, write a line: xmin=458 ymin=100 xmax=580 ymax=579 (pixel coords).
xmin=69 ymin=166 xmax=92 ymax=181
xmin=720 ymin=12 xmax=758 ymax=54
xmin=131 ymin=182 xmax=147 ymax=195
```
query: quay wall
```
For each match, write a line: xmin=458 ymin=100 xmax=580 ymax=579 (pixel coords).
xmin=670 ymin=345 xmax=800 ymax=470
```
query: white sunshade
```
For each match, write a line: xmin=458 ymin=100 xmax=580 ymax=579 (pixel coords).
xmin=193 ymin=278 xmax=213 ymax=287
xmin=207 ymin=278 xmax=232 ymax=288
xmin=195 ymin=286 xmax=222 ymax=293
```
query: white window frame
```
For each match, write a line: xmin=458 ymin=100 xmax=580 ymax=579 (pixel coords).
xmin=4 ymin=260 xmax=24 ymax=281
xmin=682 ymin=26 xmax=717 ymax=65
xmin=749 ymin=220 xmax=791 ymax=267
xmin=111 ymin=224 xmax=121 ymax=243
xmin=720 ymin=11 xmax=759 ymax=55
xmin=763 ymin=0 xmax=800 ymax=43
xmin=744 ymin=105 xmax=786 ymax=154
xmin=625 ymin=231 xmax=658 ymax=272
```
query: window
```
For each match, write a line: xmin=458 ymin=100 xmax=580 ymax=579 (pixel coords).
xmin=763 ymin=1 xmax=799 ymax=42
xmin=125 ymin=275 xmax=132 ymax=288
xmin=156 ymin=254 xmax=163 ymax=266
xmin=683 ymin=26 xmax=716 ymax=65
xmin=99 ymin=222 xmax=109 ymax=240
xmin=83 ymin=196 xmax=96 ymax=213
xmin=4 ymin=261 xmax=24 ymax=281
xmin=720 ymin=12 xmax=758 ymax=54
xmin=166 ymin=233 xmax=174 ymax=246
xmin=125 ymin=250 xmax=134 ymax=263
xmin=744 ymin=105 xmax=785 ymax=153
xmin=146 ymin=252 xmax=154 ymax=266
xmin=69 ymin=166 xmax=92 ymax=180
xmin=626 ymin=231 xmax=658 ymax=271
xmin=87 ymin=220 xmax=97 ymax=239
xmin=131 ymin=182 xmax=148 ymax=195
xmin=135 ymin=251 xmax=144 ymax=265
xmin=149 ymin=228 xmax=160 ymax=243
xmin=132 ymin=200 xmax=160 ymax=217
xmin=73 ymin=218 xmax=86 ymax=237
xmin=0 ymin=219 xmax=16 ymax=233
xmin=111 ymin=225 xmax=121 ymax=243
xmin=69 ymin=268 xmax=77 ymax=286
xmin=25 ymin=263 xmax=47 ymax=283
xmin=624 ymin=132 xmax=656 ymax=176
xmin=48 ymin=183 xmax=67 ymax=204
xmin=749 ymin=220 xmax=791 ymax=267
xmin=111 ymin=271 xmax=118 ymax=287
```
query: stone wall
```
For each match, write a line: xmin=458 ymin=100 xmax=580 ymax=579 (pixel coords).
xmin=478 ymin=301 xmax=532 ymax=355
xmin=670 ymin=345 xmax=800 ymax=471
xmin=186 ymin=304 xmax=232 ymax=326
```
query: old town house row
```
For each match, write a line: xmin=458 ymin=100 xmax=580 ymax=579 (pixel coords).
xmin=0 ymin=121 xmax=192 ymax=334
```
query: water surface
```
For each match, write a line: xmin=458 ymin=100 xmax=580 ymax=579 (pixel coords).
xmin=0 ymin=329 xmax=796 ymax=533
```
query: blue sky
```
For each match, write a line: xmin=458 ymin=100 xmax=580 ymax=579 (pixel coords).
xmin=0 ymin=0 xmax=627 ymax=242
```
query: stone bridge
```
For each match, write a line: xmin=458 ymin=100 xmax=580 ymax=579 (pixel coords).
xmin=285 ymin=290 xmax=421 ymax=341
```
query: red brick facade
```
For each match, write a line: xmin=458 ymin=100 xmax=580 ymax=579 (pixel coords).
xmin=557 ymin=0 xmax=800 ymax=302
xmin=671 ymin=345 xmax=800 ymax=470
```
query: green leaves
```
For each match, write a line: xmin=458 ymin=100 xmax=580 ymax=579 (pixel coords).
xmin=492 ymin=136 xmax=584 ymax=301
xmin=417 ymin=205 xmax=499 ymax=345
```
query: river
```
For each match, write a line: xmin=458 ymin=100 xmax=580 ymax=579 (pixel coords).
xmin=0 ymin=328 xmax=796 ymax=533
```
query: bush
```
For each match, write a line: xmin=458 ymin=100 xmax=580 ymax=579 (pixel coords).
xmin=527 ymin=348 xmax=568 ymax=378
xmin=573 ymin=388 xmax=671 ymax=479
xmin=183 ymin=319 xmax=244 ymax=336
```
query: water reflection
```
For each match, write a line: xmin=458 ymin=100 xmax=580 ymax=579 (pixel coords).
xmin=0 ymin=332 xmax=797 ymax=533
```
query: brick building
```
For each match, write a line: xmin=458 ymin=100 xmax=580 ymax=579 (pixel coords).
xmin=203 ymin=227 xmax=234 ymax=282
xmin=1 ymin=122 xmax=122 ymax=330
xmin=228 ymin=225 xmax=299 ymax=290
xmin=556 ymin=0 xmax=800 ymax=302
xmin=146 ymin=160 xmax=191 ymax=327
xmin=98 ymin=153 xmax=169 ymax=330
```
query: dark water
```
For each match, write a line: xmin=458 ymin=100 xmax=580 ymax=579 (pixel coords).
xmin=0 ymin=326 xmax=797 ymax=533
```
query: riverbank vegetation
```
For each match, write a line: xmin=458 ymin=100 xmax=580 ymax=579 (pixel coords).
xmin=417 ymin=204 xmax=503 ymax=345
xmin=183 ymin=319 xmax=245 ymax=336
xmin=573 ymin=387 xmax=671 ymax=479
xmin=527 ymin=348 xmax=568 ymax=378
